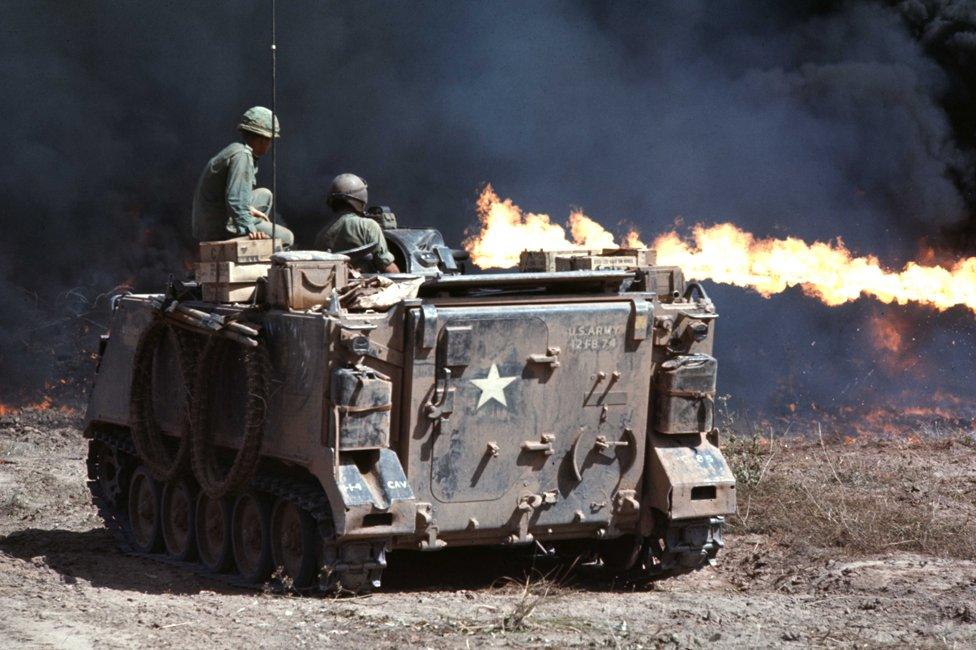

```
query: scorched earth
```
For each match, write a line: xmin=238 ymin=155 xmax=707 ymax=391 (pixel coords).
xmin=1 ymin=406 xmax=975 ymax=648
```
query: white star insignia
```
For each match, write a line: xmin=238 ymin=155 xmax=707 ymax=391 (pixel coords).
xmin=470 ymin=363 xmax=517 ymax=410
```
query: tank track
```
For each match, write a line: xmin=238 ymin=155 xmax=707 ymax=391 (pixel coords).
xmin=86 ymin=426 xmax=387 ymax=594
xmin=592 ymin=516 xmax=725 ymax=580
xmin=641 ymin=516 xmax=725 ymax=577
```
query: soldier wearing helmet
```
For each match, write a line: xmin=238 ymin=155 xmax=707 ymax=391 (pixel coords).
xmin=191 ymin=106 xmax=295 ymax=247
xmin=314 ymin=173 xmax=400 ymax=273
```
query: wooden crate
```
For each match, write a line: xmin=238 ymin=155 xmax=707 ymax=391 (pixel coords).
xmin=198 ymin=238 xmax=273 ymax=264
xmin=519 ymin=248 xmax=655 ymax=272
xmin=202 ymin=283 xmax=256 ymax=303
xmin=519 ymin=250 xmax=583 ymax=272
xmin=195 ymin=262 xmax=271 ymax=284
xmin=557 ymin=254 xmax=638 ymax=271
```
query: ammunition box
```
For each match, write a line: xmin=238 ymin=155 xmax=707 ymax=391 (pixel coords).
xmin=195 ymin=261 xmax=271 ymax=284
xmin=267 ymin=252 xmax=350 ymax=310
xmin=556 ymin=254 xmax=637 ymax=271
xmin=645 ymin=265 xmax=685 ymax=299
xmin=520 ymin=248 xmax=655 ymax=273
xmin=199 ymin=238 xmax=274 ymax=264
xmin=519 ymin=250 xmax=580 ymax=272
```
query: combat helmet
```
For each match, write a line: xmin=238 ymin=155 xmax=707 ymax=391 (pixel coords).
xmin=328 ymin=173 xmax=369 ymax=212
xmin=238 ymin=106 xmax=281 ymax=139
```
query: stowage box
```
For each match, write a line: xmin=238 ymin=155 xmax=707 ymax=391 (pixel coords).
xmin=654 ymin=354 xmax=717 ymax=434
xmin=267 ymin=252 xmax=350 ymax=310
xmin=330 ymin=366 xmax=392 ymax=450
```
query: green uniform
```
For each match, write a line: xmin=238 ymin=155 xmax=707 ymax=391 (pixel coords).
xmin=191 ymin=142 xmax=294 ymax=246
xmin=314 ymin=212 xmax=395 ymax=272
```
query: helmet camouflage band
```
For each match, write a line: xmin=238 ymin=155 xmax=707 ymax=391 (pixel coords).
xmin=238 ymin=106 xmax=280 ymax=139
xmin=328 ymin=173 xmax=369 ymax=211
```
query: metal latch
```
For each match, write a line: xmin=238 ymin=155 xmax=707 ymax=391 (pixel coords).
xmin=522 ymin=490 xmax=558 ymax=509
xmin=527 ymin=346 xmax=561 ymax=369
xmin=418 ymin=304 xmax=438 ymax=350
xmin=653 ymin=316 xmax=674 ymax=345
xmin=521 ymin=433 xmax=555 ymax=455
xmin=337 ymin=321 xmax=378 ymax=332
xmin=594 ymin=435 xmax=630 ymax=450
xmin=569 ymin=428 xmax=638 ymax=482
xmin=613 ymin=489 xmax=640 ymax=514
xmin=508 ymin=491 xmax=557 ymax=545
xmin=440 ymin=325 xmax=473 ymax=367
xmin=629 ymin=299 xmax=651 ymax=342
xmin=415 ymin=503 xmax=446 ymax=551
xmin=425 ymin=367 xmax=454 ymax=420
xmin=433 ymin=245 xmax=458 ymax=272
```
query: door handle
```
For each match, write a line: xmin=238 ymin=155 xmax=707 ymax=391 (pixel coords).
xmin=527 ymin=346 xmax=561 ymax=369
xmin=425 ymin=367 xmax=454 ymax=420
xmin=570 ymin=428 xmax=638 ymax=481
xmin=594 ymin=435 xmax=629 ymax=450
xmin=521 ymin=433 xmax=555 ymax=455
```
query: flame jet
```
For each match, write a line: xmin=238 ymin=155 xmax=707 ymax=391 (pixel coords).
xmin=463 ymin=186 xmax=976 ymax=313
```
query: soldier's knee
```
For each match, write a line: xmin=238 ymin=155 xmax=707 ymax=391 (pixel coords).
xmin=251 ymin=187 xmax=274 ymax=214
xmin=279 ymin=227 xmax=295 ymax=247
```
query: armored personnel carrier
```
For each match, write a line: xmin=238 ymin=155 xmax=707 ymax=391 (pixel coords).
xmin=84 ymin=222 xmax=735 ymax=592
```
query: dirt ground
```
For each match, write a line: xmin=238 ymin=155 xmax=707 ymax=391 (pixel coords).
xmin=1 ymin=408 xmax=975 ymax=649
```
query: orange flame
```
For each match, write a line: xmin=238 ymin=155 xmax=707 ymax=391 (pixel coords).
xmin=0 ymin=396 xmax=78 ymax=416
xmin=463 ymin=186 xmax=976 ymax=312
xmin=652 ymin=224 xmax=976 ymax=311
xmin=568 ymin=210 xmax=617 ymax=249
xmin=463 ymin=185 xmax=642 ymax=268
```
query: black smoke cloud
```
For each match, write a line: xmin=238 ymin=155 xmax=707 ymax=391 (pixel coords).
xmin=0 ymin=1 xmax=974 ymax=417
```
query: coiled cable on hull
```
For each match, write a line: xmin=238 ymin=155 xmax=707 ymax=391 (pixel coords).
xmin=129 ymin=321 xmax=199 ymax=482
xmin=190 ymin=335 xmax=270 ymax=498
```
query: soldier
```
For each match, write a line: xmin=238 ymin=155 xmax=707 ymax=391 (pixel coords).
xmin=191 ymin=106 xmax=295 ymax=247
xmin=314 ymin=173 xmax=400 ymax=273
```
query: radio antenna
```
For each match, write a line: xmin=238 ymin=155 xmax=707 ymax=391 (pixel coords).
xmin=270 ymin=0 xmax=278 ymax=247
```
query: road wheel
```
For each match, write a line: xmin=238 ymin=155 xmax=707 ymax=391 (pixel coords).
xmin=271 ymin=497 xmax=320 ymax=589
xmin=232 ymin=491 xmax=273 ymax=584
xmin=127 ymin=466 xmax=163 ymax=553
xmin=195 ymin=492 xmax=233 ymax=572
xmin=161 ymin=478 xmax=196 ymax=561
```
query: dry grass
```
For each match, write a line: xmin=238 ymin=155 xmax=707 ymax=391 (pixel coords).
xmin=492 ymin=559 xmax=582 ymax=632
xmin=724 ymin=426 xmax=976 ymax=561
xmin=498 ymin=572 xmax=558 ymax=632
